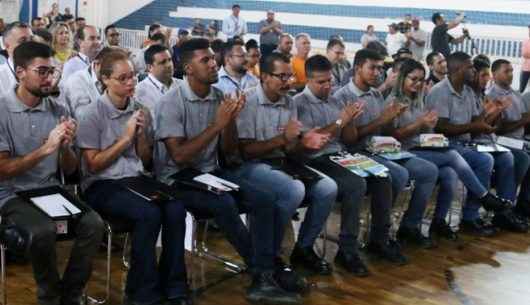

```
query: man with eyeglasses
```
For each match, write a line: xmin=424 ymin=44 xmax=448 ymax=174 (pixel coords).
xmin=62 ymin=25 xmax=101 ymax=82
xmin=0 ymin=41 xmax=104 ymax=305
xmin=213 ymin=39 xmax=258 ymax=95
xmin=104 ymin=24 xmax=121 ymax=47
xmin=135 ymin=45 xmax=181 ymax=120
xmin=0 ymin=22 xmax=33 ymax=95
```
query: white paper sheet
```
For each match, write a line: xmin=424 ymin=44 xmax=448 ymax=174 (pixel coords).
xmin=30 ymin=194 xmax=81 ymax=218
xmin=476 ymin=144 xmax=510 ymax=153
xmin=193 ymin=174 xmax=240 ymax=191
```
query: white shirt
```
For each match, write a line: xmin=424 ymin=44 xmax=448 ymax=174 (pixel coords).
xmin=0 ymin=58 xmax=17 ymax=96
xmin=213 ymin=66 xmax=259 ymax=95
xmin=62 ymin=64 xmax=103 ymax=118
xmin=130 ymin=47 xmax=147 ymax=74
xmin=409 ymin=29 xmax=427 ymax=61
xmin=62 ymin=52 xmax=90 ymax=83
xmin=134 ymin=74 xmax=181 ymax=121
xmin=222 ymin=15 xmax=247 ymax=39
xmin=360 ymin=33 xmax=379 ymax=47
xmin=385 ymin=32 xmax=407 ymax=56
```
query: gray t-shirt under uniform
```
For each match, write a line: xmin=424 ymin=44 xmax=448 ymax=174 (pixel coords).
xmin=0 ymin=89 xmax=70 ymax=206
xmin=333 ymin=80 xmax=387 ymax=151
xmin=386 ymin=94 xmax=432 ymax=150
xmin=294 ymin=86 xmax=347 ymax=158
xmin=154 ymin=80 xmax=225 ymax=184
xmin=486 ymin=83 xmax=528 ymax=139
xmin=238 ymin=84 xmax=297 ymax=159
xmin=77 ymin=94 xmax=152 ymax=190
xmin=425 ymin=77 xmax=479 ymax=142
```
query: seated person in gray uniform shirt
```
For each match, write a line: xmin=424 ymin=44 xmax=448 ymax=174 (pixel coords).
xmin=0 ymin=41 xmax=104 ymax=305
xmin=487 ymin=59 xmax=530 ymax=219
xmin=62 ymin=47 xmax=115 ymax=119
xmin=238 ymin=53 xmax=337 ymax=276
xmin=295 ymin=54 xmax=406 ymax=274
xmin=387 ymin=58 xmax=513 ymax=241
xmin=334 ymin=49 xmax=440 ymax=249
xmin=426 ymin=52 xmax=526 ymax=236
xmin=153 ymin=38 xmax=301 ymax=305
xmin=213 ymin=39 xmax=259 ymax=95
xmin=76 ymin=51 xmax=191 ymax=305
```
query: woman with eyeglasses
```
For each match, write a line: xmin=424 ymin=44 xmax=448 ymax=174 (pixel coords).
xmin=50 ymin=22 xmax=75 ymax=64
xmin=76 ymin=49 xmax=191 ymax=305
xmin=387 ymin=58 xmax=498 ymax=242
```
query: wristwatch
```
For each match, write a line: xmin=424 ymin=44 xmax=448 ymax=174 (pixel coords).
xmin=335 ymin=119 xmax=343 ymax=129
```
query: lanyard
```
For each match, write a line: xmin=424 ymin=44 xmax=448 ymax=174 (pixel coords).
xmin=77 ymin=54 xmax=89 ymax=66
xmin=148 ymin=76 xmax=167 ymax=94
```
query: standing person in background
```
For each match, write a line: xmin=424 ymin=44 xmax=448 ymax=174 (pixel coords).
xmin=430 ymin=12 xmax=466 ymax=58
xmin=172 ymin=29 xmax=190 ymax=79
xmin=385 ymin=23 xmax=409 ymax=57
xmin=361 ymin=25 xmax=379 ymax=48
xmin=258 ymin=10 xmax=282 ymax=58
xmin=291 ymin=33 xmax=311 ymax=91
xmin=0 ymin=22 xmax=33 ymax=95
xmin=63 ymin=7 xmax=74 ymax=20
xmin=409 ymin=18 xmax=427 ymax=61
xmin=104 ymin=24 xmax=121 ymax=47
xmin=520 ymin=24 xmax=530 ymax=93
xmin=222 ymin=4 xmax=247 ymax=40
xmin=191 ymin=18 xmax=206 ymax=37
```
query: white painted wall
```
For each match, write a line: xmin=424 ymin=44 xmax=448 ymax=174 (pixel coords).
xmin=0 ymin=0 xmax=21 ymax=23
xmin=78 ymin=0 xmax=154 ymax=29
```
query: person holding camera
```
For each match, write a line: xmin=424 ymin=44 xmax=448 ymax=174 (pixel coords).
xmin=431 ymin=12 xmax=467 ymax=58
xmin=385 ymin=23 xmax=410 ymax=57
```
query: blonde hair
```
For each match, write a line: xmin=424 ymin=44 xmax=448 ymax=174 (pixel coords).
xmin=50 ymin=22 xmax=73 ymax=51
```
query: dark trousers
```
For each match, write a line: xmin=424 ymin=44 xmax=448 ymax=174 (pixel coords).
xmin=260 ymin=44 xmax=277 ymax=59
xmin=520 ymin=71 xmax=530 ymax=93
xmin=85 ymin=180 xmax=187 ymax=305
xmin=308 ymin=155 xmax=393 ymax=253
xmin=1 ymin=196 xmax=104 ymax=305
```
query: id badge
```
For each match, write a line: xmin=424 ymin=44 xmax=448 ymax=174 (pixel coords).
xmin=55 ymin=220 xmax=68 ymax=234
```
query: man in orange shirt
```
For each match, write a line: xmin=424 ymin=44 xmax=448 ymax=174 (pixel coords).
xmin=520 ymin=24 xmax=530 ymax=92
xmin=291 ymin=33 xmax=311 ymax=91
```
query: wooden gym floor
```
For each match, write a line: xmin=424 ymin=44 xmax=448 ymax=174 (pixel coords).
xmin=3 ymin=209 xmax=530 ymax=305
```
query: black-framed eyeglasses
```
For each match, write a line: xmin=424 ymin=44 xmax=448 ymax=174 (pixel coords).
xmin=270 ymin=72 xmax=294 ymax=82
xmin=30 ymin=66 xmax=61 ymax=79
xmin=110 ymin=73 xmax=137 ymax=84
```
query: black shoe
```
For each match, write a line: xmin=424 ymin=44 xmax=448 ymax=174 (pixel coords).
xmin=290 ymin=245 xmax=332 ymax=275
xmin=123 ymin=295 xmax=163 ymax=305
xmin=514 ymin=201 xmax=530 ymax=218
xmin=334 ymin=249 xmax=370 ymax=277
xmin=429 ymin=219 xmax=458 ymax=241
xmin=166 ymin=296 xmax=193 ymax=305
xmin=480 ymin=193 xmax=512 ymax=212
xmin=492 ymin=209 xmax=529 ymax=233
xmin=274 ymin=257 xmax=308 ymax=293
xmin=397 ymin=226 xmax=436 ymax=249
xmin=366 ymin=240 xmax=408 ymax=265
xmin=460 ymin=218 xmax=497 ymax=237
xmin=246 ymin=271 xmax=301 ymax=305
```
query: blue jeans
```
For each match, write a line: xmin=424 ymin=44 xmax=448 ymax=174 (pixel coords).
xmin=373 ymin=156 xmax=438 ymax=229
xmin=511 ymin=149 xmax=530 ymax=203
xmin=86 ymin=179 xmax=187 ymax=304
xmin=177 ymin=167 xmax=278 ymax=274
xmin=308 ymin=155 xmax=393 ymax=252
xmin=453 ymin=146 xmax=495 ymax=221
xmin=230 ymin=162 xmax=336 ymax=251
xmin=436 ymin=167 xmax=459 ymax=220
xmin=492 ymin=151 xmax=517 ymax=202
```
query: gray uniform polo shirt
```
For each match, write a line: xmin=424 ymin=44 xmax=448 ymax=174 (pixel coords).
xmin=0 ymin=89 xmax=69 ymax=206
xmin=486 ymin=83 xmax=528 ymax=139
xmin=77 ymin=94 xmax=152 ymax=190
xmin=386 ymin=94 xmax=432 ymax=150
xmin=294 ymin=86 xmax=347 ymax=158
xmin=238 ymin=84 xmax=297 ymax=159
xmin=333 ymin=80 xmax=387 ymax=151
xmin=425 ymin=77 xmax=479 ymax=142
xmin=154 ymin=80 xmax=225 ymax=183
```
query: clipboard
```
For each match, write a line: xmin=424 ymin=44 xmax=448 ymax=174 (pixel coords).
xmin=116 ymin=175 xmax=175 ymax=204
xmin=16 ymin=186 xmax=86 ymax=221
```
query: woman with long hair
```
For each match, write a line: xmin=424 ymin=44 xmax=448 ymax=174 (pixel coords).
xmin=50 ymin=22 xmax=75 ymax=64
xmin=388 ymin=58 xmax=501 ymax=241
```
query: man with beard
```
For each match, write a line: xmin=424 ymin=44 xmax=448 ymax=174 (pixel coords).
xmin=62 ymin=25 xmax=101 ymax=81
xmin=0 ymin=41 xmax=103 ymax=305
xmin=154 ymin=38 xmax=301 ymax=305
xmin=214 ymin=39 xmax=258 ymax=95
xmin=426 ymin=52 xmax=527 ymax=235
xmin=426 ymin=51 xmax=447 ymax=87
xmin=274 ymin=33 xmax=293 ymax=59
xmin=135 ymin=45 xmax=181 ymax=119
